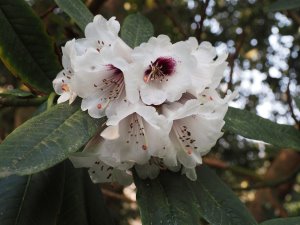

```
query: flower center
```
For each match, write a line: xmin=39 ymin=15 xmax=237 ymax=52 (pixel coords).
xmin=107 ymin=64 xmax=122 ymax=76
xmin=144 ymin=57 xmax=176 ymax=83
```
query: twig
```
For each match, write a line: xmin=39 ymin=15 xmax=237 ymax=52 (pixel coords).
xmin=101 ymin=188 xmax=135 ymax=203
xmin=40 ymin=5 xmax=57 ymax=19
xmin=204 ymin=157 xmax=263 ymax=181
xmin=227 ymin=30 xmax=246 ymax=91
xmin=234 ymin=166 xmax=300 ymax=191
xmin=195 ymin=0 xmax=210 ymax=42
xmin=286 ymin=10 xmax=300 ymax=26
xmin=154 ymin=0 xmax=188 ymax=39
xmin=286 ymin=79 xmax=300 ymax=129
xmin=0 ymin=96 xmax=48 ymax=107
xmin=268 ymin=189 xmax=289 ymax=218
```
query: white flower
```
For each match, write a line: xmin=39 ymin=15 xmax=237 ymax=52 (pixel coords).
xmin=71 ymin=154 xmax=133 ymax=185
xmin=124 ymin=35 xmax=197 ymax=105
xmin=53 ymin=39 xmax=78 ymax=104
xmin=185 ymin=38 xmax=228 ymax=96
xmin=83 ymin=15 xmax=121 ymax=51
xmin=70 ymin=42 xmax=132 ymax=118
xmin=69 ymin=134 xmax=133 ymax=185
xmin=99 ymin=101 xmax=172 ymax=165
xmin=65 ymin=14 xmax=132 ymax=118
xmin=162 ymin=89 xmax=233 ymax=170
xmin=55 ymin=14 xmax=237 ymax=183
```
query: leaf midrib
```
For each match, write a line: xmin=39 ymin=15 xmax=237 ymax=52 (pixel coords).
xmin=14 ymin=176 xmax=31 ymax=225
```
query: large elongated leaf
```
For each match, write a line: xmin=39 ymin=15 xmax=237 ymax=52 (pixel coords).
xmin=0 ymin=163 xmax=65 ymax=225
xmin=0 ymin=0 xmax=61 ymax=93
xmin=54 ymin=0 xmax=93 ymax=31
xmin=0 ymin=101 xmax=104 ymax=177
xmin=57 ymin=160 xmax=114 ymax=225
xmin=224 ymin=107 xmax=300 ymax=150
xmin=269 ymin=0 xmax=300 ymax=11
xmin=134 ymin=165 xmax=257 ymax=225
xmin=0 ymin=160 xmax=114 ymax=225
xmin=121 ymin=13 xmax=154 ymax=48
xmin=260 ymin=217 xmax=300 ymax=225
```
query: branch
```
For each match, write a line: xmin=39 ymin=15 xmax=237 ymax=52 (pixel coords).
xmin=195 ymin=0 xmax=210 ymax=42
xmin=227 ymin=30 xmax=246 ymax=91
xmin=234 ymin=166 xmax=300 ymax=191
xmin=286 ymin=10 xmax=300 ymax=26
xmin=286 ymin=79 xmax=300 ymax=129
xmin=249 ymin=149 xmax=300 ymax=222
xmin=203 ymin=157 xmax=263 ymax=181
xmin=0 ymin=96 xmax=48 ymax=107
xmin=40 ymin=5 xmax=57 ymax=19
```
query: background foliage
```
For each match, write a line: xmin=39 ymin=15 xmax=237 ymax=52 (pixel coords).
xmin=0 ymin=0 xmax=300 ymax=225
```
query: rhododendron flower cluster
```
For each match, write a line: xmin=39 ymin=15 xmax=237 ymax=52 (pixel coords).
xmin=53 ymin=15 xmax=235 ymax=185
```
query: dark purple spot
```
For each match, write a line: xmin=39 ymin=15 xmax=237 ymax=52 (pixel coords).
xmin=144 ymin=57 xmax=176 ymax=82
xmin=106 ymin=64 xmax=122 ymax=76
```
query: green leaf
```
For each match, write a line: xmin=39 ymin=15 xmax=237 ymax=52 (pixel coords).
xmin=224 ymin=107 xmax=300 ymax=150
xmin=269 ymin=0 xmax=300 ymax=11
xmin=121 ymin=13 xmax=154 ymax=48
xmin=260 ymin=217 xmax=300 ymax=225
xmin=0 ymin=163 xmax=65 ymax=225
xmin=54 ymin=0 xmax=93 ymax=31
xmin=0 ymin=89 xmax=33 ymax=97
xmin=57 ymin=160 xmax=115 ymax=225
xmin=134 ymin=165 xmax=257 ymax=225
xmin=0 ymin=101 xmax=105 ymax=177
xmin=0 ymin=0 xmax=61 ymax=93
xmin=0 ymin=160 xmax=114 ymax=225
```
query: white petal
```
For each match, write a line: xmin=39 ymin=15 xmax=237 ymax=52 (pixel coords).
xmin=57 ymin=92 xmax=70 ymax=104
xmin=101 ymin=125 xmax=120 ymax=140
xmin=123 ymin=65 xmax=141 ymax=104
xmin=193 ymin=41 xmax=217 ymax=63
xmin=130 ymin=34 xmax=197 ymax=105
xmin=85 ymin=15 xmax=120 ymax=44
xmin=81 ymin=95 xmax=106 ymax=118
xmin=140 ymin=85 xmax=167 ymax=105
xmin=88 ymin=162 xmax=132 ymax=185
xmin=53 ymin=70 xmax=68 ymax=95
xmin=68 ymin=92 xmax=77 ymax=104
xmin=182 ymin=167 xmax=197 ymax=181
xmin=177 ymin=148 xmax=202 ymax=168
xmin=162 ymin=99 xmax=201 ymax=120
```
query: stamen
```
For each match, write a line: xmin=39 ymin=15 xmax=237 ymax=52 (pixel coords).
xmin=92 ymin=64 xmax=125 ymax=110
xmin=144 ymin=57 xmax=176 ymax=83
